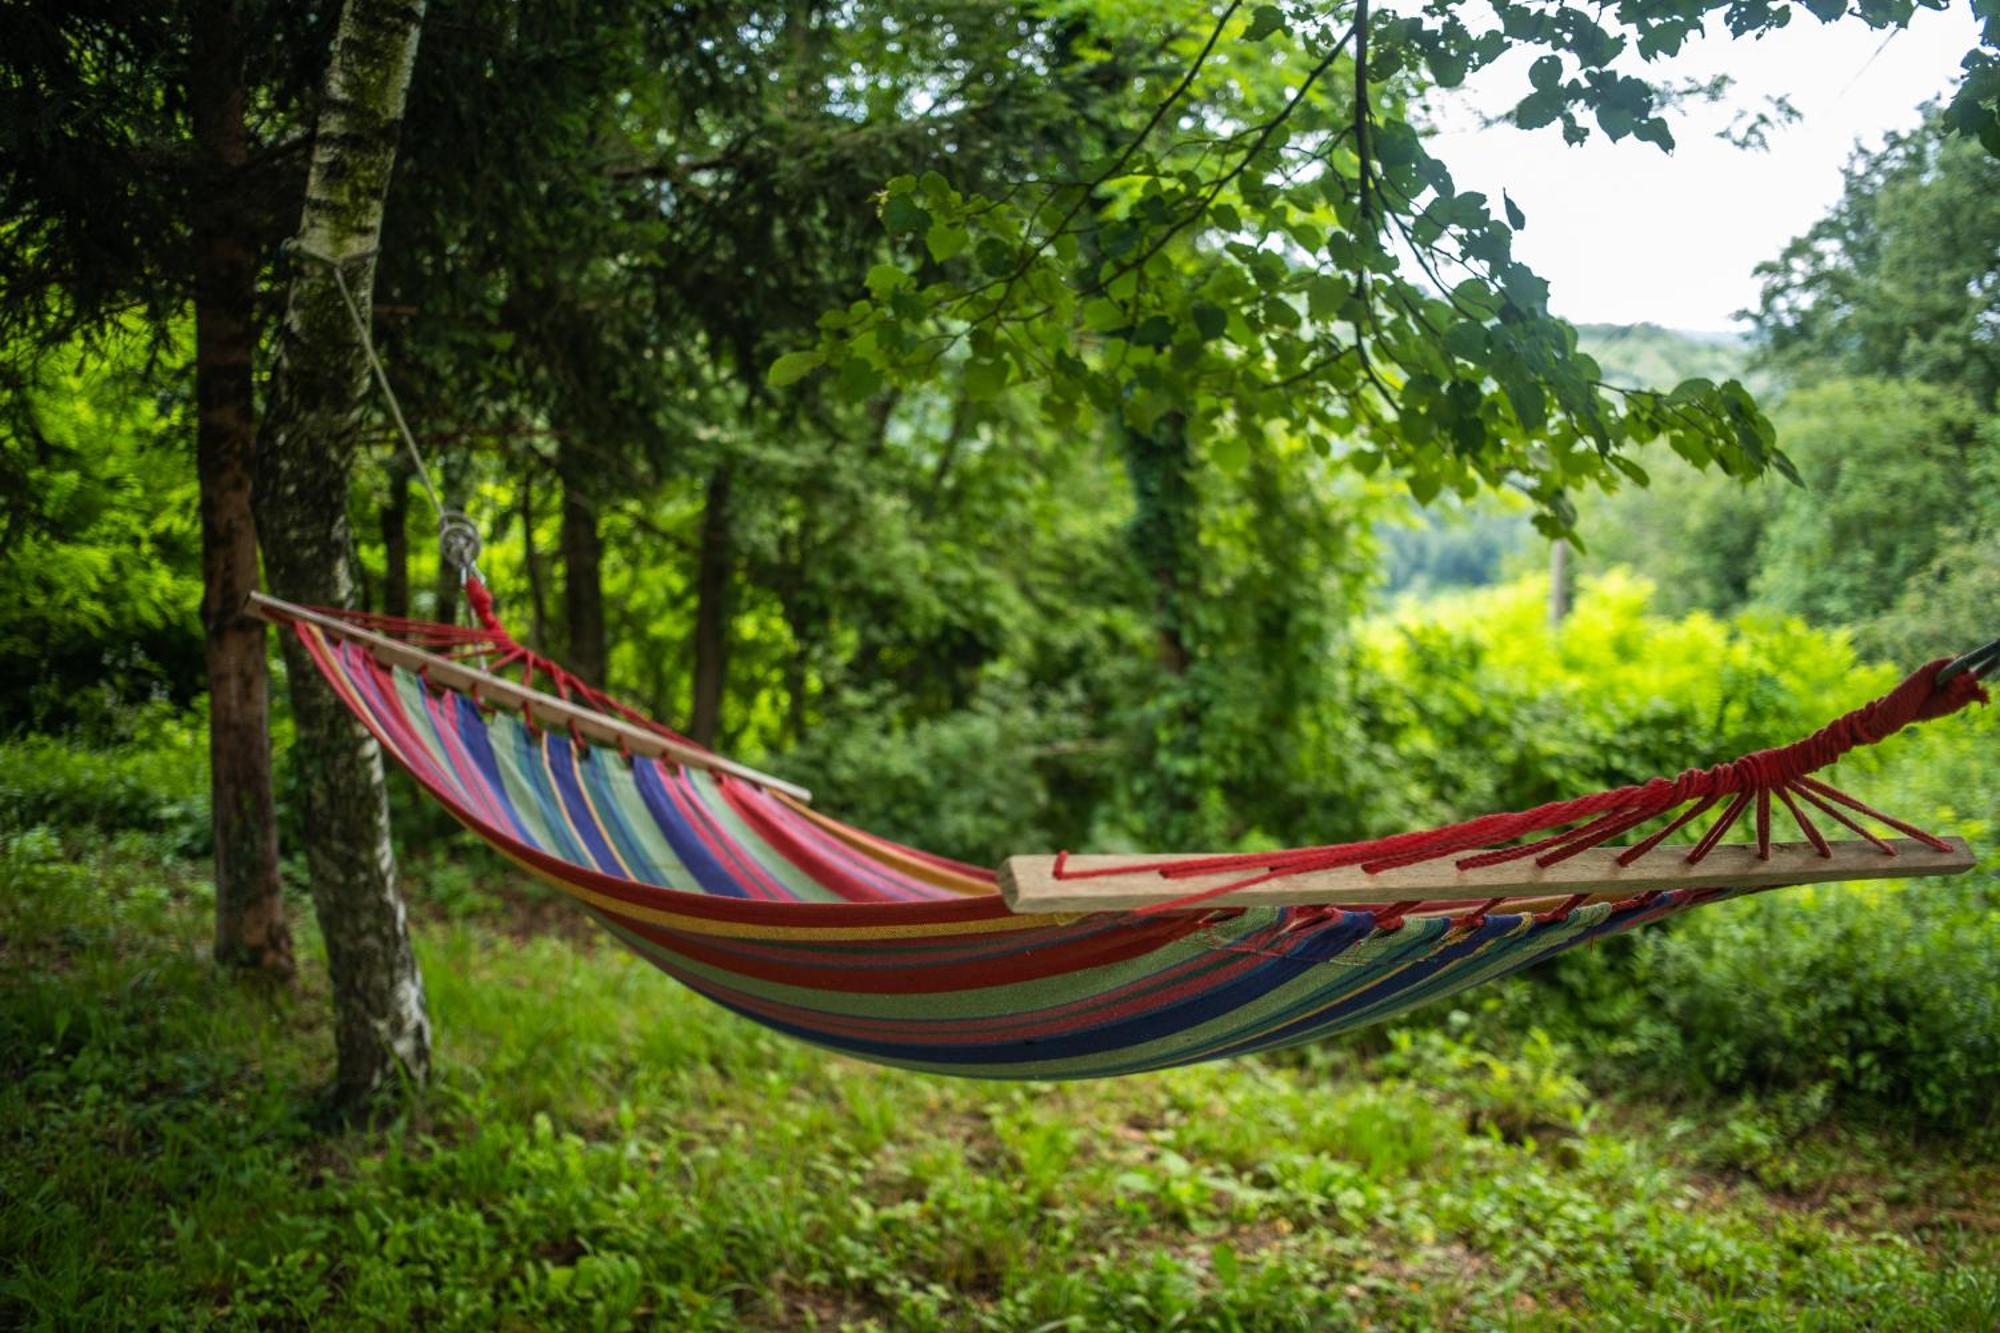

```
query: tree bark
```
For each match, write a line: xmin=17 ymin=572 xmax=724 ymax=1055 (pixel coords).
xmin=191 ymin=0 xmax=293 ymax=982
xmin=690 ymin=464 xmax=733 ymax=747
xmin=254 ymin=0 xmax=430 ymax=1109
xmin=430 ymin=449 xmax=465 ymax=626
xmin=519 ymin=468 xmax=549 ymax=652
xmin=380 ymin=455 xmax=410 ymax=619
xmin=1121 ymin=414 xmax=1196 ymax=677
xmin=1119 ymin=413 xmax=1204 ymax=843
xmin=1548 ymin=538 xmax=1571 ymax=630
xmin=559 ymin=444 xmax=607 ymax=686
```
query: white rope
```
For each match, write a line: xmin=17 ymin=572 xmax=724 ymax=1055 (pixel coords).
xmin=286 ymin=241 xmax=482 ymax=579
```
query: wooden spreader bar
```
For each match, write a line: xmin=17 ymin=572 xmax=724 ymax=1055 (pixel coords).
xmin=245 ymin=591 xmax=813 ymax=803
xmin=1000 ymin=838 xmax=1976 ymax=914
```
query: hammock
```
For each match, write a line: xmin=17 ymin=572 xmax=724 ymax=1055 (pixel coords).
xmin=249 ymin=585 xmax=1990 ymax=1081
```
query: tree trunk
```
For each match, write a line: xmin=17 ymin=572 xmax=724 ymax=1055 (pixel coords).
xmin=559 ymin=446 xmax=607 ymax=686
xmin=1121 ymin=414 xmax=1196 ymax=677
xmin=519 ymin=469 xmax=549 ymax=652
xmin=1548 ymin=538 xmax=1571 ymax=630
xmin=380 ymin=455 xmax=410 ymax=619
xmin=1119 ymin=413 xmax=1204 ymax=843
xmin=254 ymin=0 xmax=430 ymax=1109
xmin=191 ymin=0 xmax=293 ymax=982
xmin=430 ymin=449 xmax=465 ymax=626
xmin=690 ymin=465 xmax=733 ymax=747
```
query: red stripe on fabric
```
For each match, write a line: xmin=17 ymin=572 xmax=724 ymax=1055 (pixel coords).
xmin=720 ymin=779 xmax=930 ymax=904
xmin=289 ymin=625 xmax=1019 ymax=930
xmin=603 ymin=907 xmax=1206 ymax=995
xmin=671 ymin=924 xmax=1299 ymax=1044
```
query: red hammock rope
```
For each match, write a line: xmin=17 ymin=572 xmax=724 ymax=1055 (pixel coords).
xmin=295 ymin=575 xmax=713 ymax=756
xmin=1052 ymin=659 xmax=1988 ymax=915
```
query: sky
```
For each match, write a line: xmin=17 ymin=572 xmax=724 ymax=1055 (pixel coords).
xmin=1421 ymin=4 xmax=1980 ymax=332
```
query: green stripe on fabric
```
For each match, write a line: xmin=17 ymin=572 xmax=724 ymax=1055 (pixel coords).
xmin=681 ymin=769 xmax=847 ymax=903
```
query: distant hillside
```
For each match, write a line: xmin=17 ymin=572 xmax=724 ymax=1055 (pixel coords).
xmin=1574 ymin=322 xmax=1778 ymax=397
xmin=1376 ymin=322 xmax=1778 ymax=601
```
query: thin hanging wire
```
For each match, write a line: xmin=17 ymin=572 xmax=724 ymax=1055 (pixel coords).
xmin=286 ymin=241 xmax=483 ymax=583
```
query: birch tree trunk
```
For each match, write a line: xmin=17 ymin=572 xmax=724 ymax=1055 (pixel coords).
xmin=191 ymin=0 xmax=293 ymax=981
xmin=254 ymin=0 xmax=430 ymax=1107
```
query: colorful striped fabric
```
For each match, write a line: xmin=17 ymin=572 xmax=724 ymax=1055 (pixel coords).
xmin=299 ymin=622 xmax=1762 ymax=1079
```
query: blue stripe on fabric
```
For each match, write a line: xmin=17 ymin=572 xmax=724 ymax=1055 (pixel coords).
xmin=543 ymin=735 xmax=634 ymax=878
xmin=575 ymin=750 xmax=677 ymax=888
xmin=630 ymin=760 xmax=753 ymax=899
xmin=446 ymin=693 xmax=537 ymax=844
xmin=506 ymin=723 xmax=595 ymax=868
xmin=680 ymin=913 xmax=1394 ymax=1069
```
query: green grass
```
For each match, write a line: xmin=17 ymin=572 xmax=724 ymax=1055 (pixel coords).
xmin=3 ymin=832 xmax=1997 ymax=1331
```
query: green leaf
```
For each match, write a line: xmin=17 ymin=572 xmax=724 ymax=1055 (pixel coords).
xmin=1442 ymin=321 xmax=1486 ymax=361
xmin=975 ymin=237 xmax=1014 ymax=276
xmin=1210 ymin=432 xmax=1250 ymax=473
xmin=765 ymin=349 xmax=824 ymax=389
xmin=1191 ymin=302 xmax=1228 ymax=342
xmin=925 ymin=222 xmax=969 ymax=263
xmin=837 ymin=357 xmax=882 ymax=403
xmin=881 ymin=194 xmax=930 ymax=234
xmin=1244 ymin=5 xmax=1286 ymax=41
xmin=1503 ymin=192 xmax=1526 ymax=230
xmin=963 ymin=357 xmax=1008 ymax=400
xmin=1082 ymin=299 xmax=1124 ymax=332
xmin=1306 ymin=274 xmax=1351 ymax=321
xmin=865 ymin=263 xmax=910 ymax=300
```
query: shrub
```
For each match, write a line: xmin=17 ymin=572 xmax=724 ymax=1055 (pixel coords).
xmin=0 ymin=707 xmax=211 ymax=855
xmin=1368 ymin=571 xmax=2000 ymax=1129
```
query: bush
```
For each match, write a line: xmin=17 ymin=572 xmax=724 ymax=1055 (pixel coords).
xmin=1631 ymin=881 xmax=1999 ymax=1129
xmin=1369 ymin=571 xmax=2000 ymax=1129
xmin=0 ymin=706 xmax=212 ymax=856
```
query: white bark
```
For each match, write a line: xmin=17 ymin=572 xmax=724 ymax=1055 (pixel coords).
xmin=255 ymin=0 xmax=430 ymax=1106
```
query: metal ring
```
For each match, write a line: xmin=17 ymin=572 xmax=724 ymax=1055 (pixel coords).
xmin=1937 ymin=636 xmax=2000 ymax=686
xmin=437 ymin=510 xmax=483 ymax=576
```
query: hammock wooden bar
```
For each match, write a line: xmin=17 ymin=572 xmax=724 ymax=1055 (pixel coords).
xmin=246 ymin=591 xmax=813 ymax=802
xmin=1001 ymin=839 xmax=1977 ymax=913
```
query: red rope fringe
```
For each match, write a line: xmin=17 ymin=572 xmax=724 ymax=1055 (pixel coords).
xmin=1059 ymin=659 xmax=1986 ymax=914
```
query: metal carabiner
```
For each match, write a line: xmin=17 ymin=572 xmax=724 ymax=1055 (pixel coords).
xmin=1937 ymin=636 xmax=2000 ymax=687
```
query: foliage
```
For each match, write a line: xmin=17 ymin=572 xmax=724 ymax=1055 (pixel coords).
xmin=1750 ymin=107 xmax=2000 ymax=408
xmin=779 ymin=3 xmax=1806 ymax=541
xmin=0 ymin=330 xmax=204 ymax=730
xmin=1369 ymin=572 xmax=2000 ymax=1128
xmin=1748 ymin=378 xmax=1998 ymax=657
xmin=4 ymin=832 xmax=1998 ymax=1329
xmin=0 ymin=707 xmax=212 ymax=856
xmin=1353 ymin=569 xmax=1890 ymax=833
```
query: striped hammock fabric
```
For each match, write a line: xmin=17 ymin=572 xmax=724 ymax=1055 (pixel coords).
xmin=290 ymin=616 xmax=1809 ymax=1080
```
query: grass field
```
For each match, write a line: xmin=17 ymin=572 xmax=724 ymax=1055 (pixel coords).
xmin=3 ymin=829 xmax=1996 ymax=1330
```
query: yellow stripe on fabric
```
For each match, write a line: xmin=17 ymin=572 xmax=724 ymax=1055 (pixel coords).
xmin=772 ymin=792 xmax=994 ymax=895
xmin=483 ymin=839 xmax=1066 ymax=940
xmin=538 ymin=728 xmax=639 ymax=883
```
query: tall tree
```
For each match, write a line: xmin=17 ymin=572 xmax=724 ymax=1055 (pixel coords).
xmin=0 ymin=2 xmax=314 ymax=978
xmin=189 ymin=0 xmax=292 ymax=978
xmin=255 ymin=0 xmax=431 ymax=1107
